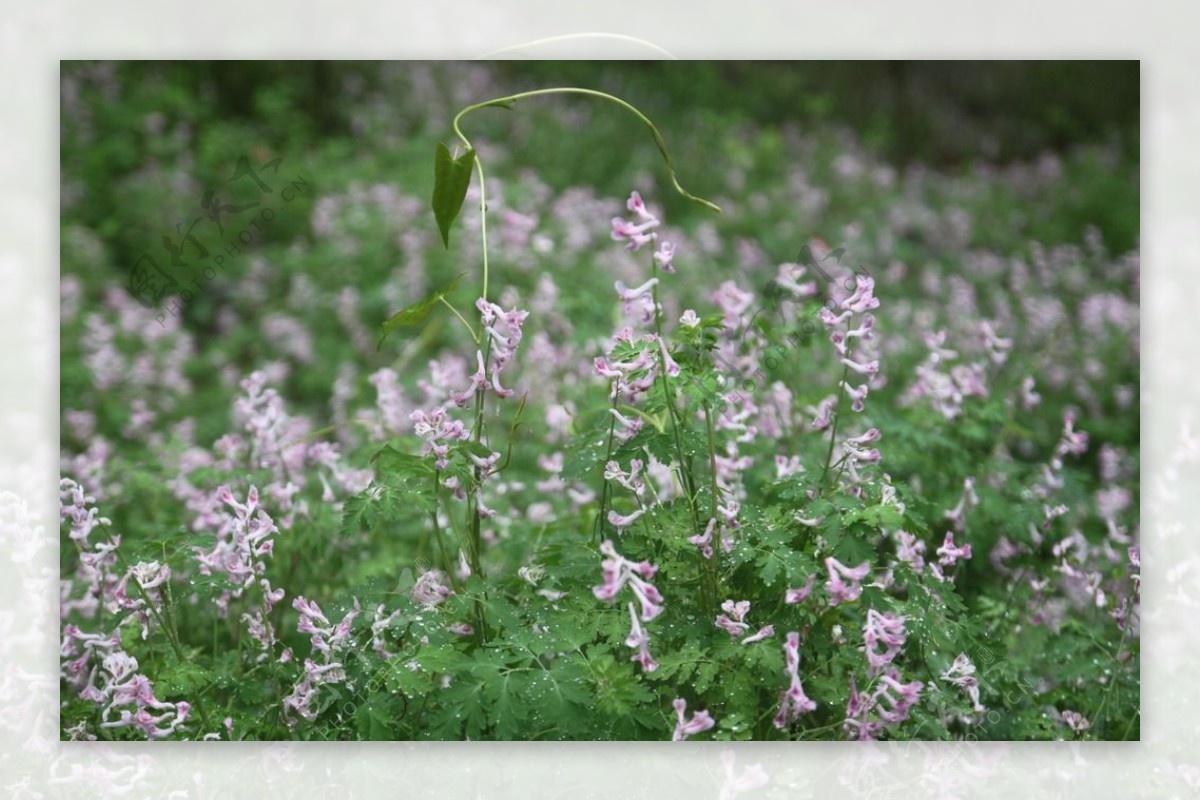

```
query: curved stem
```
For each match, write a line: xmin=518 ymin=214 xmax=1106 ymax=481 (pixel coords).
xmin=438 ymin=297 xmax=479 ymax=344
xmin=452 ymin=88 xmax=721 ymax=214
xmin=473 ymin=157 xmax=491 ymax=303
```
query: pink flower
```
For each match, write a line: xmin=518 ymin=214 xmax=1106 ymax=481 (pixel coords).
xmin=894 ymin=530 xmax=926 ymax=573
xmin=611 ymin=199 xmax=660 ymax=251
xmin=1061 ymin=709 xmax=1091 ymax=733
xmin=841 ymin=381 xmax=869 ymax=413
xmin=840 ymin=356 xmax=880 ymax=377
xmin=775 ymin=455 xmax=806 ymax=479
xmin=614 ymin=278 xmax=660 ymax=302
xmin=840 ymin=274 xmax=880 ymax=314
xmin=772 ymin=632 xmax=817 ymax=729
xmin=710 ymin=281 xmax=754 ymax=327
xmin=607 ymin=508 xmax=646 ymax=530
xmin=863 ymin=609 xmax=907 ymax=675
xmin=624 ymin=602 xmax=659 ymax=672
xmin=825 ymin=557 xmax=870 ymax=605
xmin=671 ymin=697 xmax=715 ymax=741
xmin=654 ymin=241 xmax=677 ymax=273
xmin=411 ymin=570 xmax=453 ymax=607
xmin=688 ymin=517 xmax=716 ymax=559
xmin=657 ymin=336 xmax=682 ymax=378
xmin=593 ymin=540 xmax=664 ymax=621
xmin=626 ymin=190 xmax=658 ymax=222
xmin=936 ymin=531 xmax=973 ymax=567
xmin=941 ymin=653 xmax=984 ymax=712
xmin=741 ymin=625 xmax=776 ymax=645
xmin=944 ymin=477 xmax=979 ymax=531
xmin=714 ymin=599 xmax=751 ymax=637
xmin=809 ymin=396 xmax=837 ymax=429
xmin=785 ymin=575 xmax=816 ymax=604
xmin=775 ymin=262 xmax=818 ymax=298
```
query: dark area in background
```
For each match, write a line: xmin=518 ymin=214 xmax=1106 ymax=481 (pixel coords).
xmin=159 ymin=60 xmax=1139 ymax=165
xmin=502 ymin=61 xmax=1140 ymax=166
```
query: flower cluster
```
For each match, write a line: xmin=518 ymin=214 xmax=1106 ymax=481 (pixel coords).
xmin=283 ymin=596 xmax=361 ymax=722
xmin=902 ymin=329 xmax=991 ymax=420
xmin=411 ymin=568 xmax=454 ymax=607
xmin=594 ymin=329 xmax=668 ymax=404
xmin=594 ymin=540 xmax=664 ymax=671
xmin=863 ymin=609 xmax=907 ymax=676
xmin=772 ymin=631 xmax=818 ymax=728
xmin=193 ymin=486 xmax=284 ymax=638
xmin=714 ymin=599 xmax=775 ymax=644
xmin=843 ymin=670 xmax=924 ymax=741
xmin=818 ymin=272 xmax=885 ymax=488
xmin=940 ymin=652 xmax=984 ymax=713
xmin=450 ymin=298 xmax=530 ymax=403
xmin=91 ymin=653 xmax=192 ymax=739
xmin=409 ymin=406 xmax=470 ymax=470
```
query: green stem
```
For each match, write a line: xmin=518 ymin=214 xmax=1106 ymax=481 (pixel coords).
xmin=1090 ymin=623 xmax=1132 ymax=737
xmin=648 ymin=255 xmax=713 ymax=615
xmin=820 ymin=364 xmax=851 ymax=490
xmin=465 ymin=156 xmax=493 ymax=643
xmin=431 ymin=468 xmax=451 ymax=574
xmin=438 ymin=297 xmax=479 ymax=344
xmin=594 ymin=394 xmax=621 ymax=544
xmin=701 ymin=400 xmax=724 ymax=604
xmin=703 ymin=402 xmax=722 ymax=520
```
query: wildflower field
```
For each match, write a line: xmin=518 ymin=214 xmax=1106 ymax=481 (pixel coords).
xmin=59 ymin=61 xmax=1140 ymax=741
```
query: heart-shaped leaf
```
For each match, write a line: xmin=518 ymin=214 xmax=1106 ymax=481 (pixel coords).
xmin=431 ymin=143 xmax=476 ymax=248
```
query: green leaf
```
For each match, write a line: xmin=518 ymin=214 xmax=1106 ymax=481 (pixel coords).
xmin=431 ymin=142 xmax=476 ymax=248
xmin=377 ymin=272 xmax=465 ymax=348
xmin=373 ymin=444 xmax=435 ymax=479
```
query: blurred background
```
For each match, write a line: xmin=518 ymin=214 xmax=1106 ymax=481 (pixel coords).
xmin=59 ymin=59 xmax=1139 ymax=458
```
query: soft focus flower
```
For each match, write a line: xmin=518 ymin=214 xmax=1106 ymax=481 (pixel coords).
xmin=825 ymin=557 xmax=870 ymax=605
xmin=611 ymin=191 xmax=660 ymax=251
xmin=671 ymin=697 xmax=715 ymax=741
xmin=785 ymin=575 xmax=816 ymax=604
xmin=714 ymin=599 xmax=752 ymax=637
xmin=411 ymin=569 xmax=453 ymax=607
xmin=941 ymin=652 xmax=984 ymax=712
xmin=863 ymin=609 xmax=907 ymax=675
xmin=625 ymin=602 xmax=658 ymax=672
xmin=593 ymin=539 xmax=664 ymax=621
xmin=772 ymin=631 xmax=817 ymax=728
xmin=654 ymin=241 xmax=677 ymax=273
xmin=936 ymin=531 xmax=973 ymax=567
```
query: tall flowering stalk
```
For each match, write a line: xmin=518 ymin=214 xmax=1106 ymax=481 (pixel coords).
xmin=817 ymin=272 xmax=883 ymax=491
